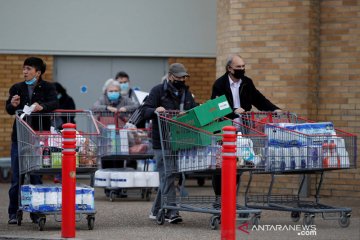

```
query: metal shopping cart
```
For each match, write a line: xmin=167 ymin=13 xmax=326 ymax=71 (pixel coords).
xmin=93 ymin=110 xmax=155 ymax=201
xmin=156 ymin=111 xmax=267 ymax=229
xmin=16 ymin=110 xmax=99 ymax=230
xmin=241 ymin=112 xmax=357 ymax=227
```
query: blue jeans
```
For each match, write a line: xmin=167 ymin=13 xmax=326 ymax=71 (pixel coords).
xmin=8 ymin=141 xmax=42 ymax=217
xmin=151 ymin=149 xmax=177 ymax=216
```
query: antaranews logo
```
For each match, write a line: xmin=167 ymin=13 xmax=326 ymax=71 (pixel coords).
xmin=238 ymin=223 xmax=317 ymax=237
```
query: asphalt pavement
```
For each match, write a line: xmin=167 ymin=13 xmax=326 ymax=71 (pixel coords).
xmin=0 ymin=178 xmax=359 ymax=240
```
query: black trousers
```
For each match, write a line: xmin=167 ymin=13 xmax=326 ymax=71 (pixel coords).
xmin=212 ymin=173 xmax=240 ymax=196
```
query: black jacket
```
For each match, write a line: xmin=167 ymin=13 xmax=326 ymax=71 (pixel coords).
xmin=143 ymin=80 xmax=197 ymax=149
xmin=211 ymin=73 xmax=279 ymax=119
xmin=6 ymin=79 xmax=59 ymax=141
xmin=58 ymin=93 xmax=76 ymax=126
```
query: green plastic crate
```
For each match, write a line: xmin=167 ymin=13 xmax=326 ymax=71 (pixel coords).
xmin=173 ymin=95 xmax=232 ymax=127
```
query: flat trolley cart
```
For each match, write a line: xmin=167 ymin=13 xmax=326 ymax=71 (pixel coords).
xmin=16 ymin=110 xmax=99 ymax=231
xmin=156 ymin=111 xmax=267 ymax=229
xmin=241 ymin=112 xmax=357 ymax=227
xmin=93 ymin=110 xmax=156 ymax=202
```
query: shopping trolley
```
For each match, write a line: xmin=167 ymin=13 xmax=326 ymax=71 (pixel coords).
xmin=16 ymin=110 xmax=99 ymax=230
xmin=156 ymin=111 xmax=267 ymax=229
xmin=93 ymin=110 xmax=155 ymax=201
xmin=241 ymin=112 xmax=357 ymax=227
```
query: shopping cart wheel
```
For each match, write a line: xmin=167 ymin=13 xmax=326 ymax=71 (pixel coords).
xmin=87 ymin=216 xmax=95 ymax=230
xmin=38 ymin=218 xmax=46 ymax=231
xmin=303 ymin=214 xmax=315 ymax=226
xmin=291 ymin=211 xmax=301 ymax=222
xmin=109 ymin=191 xmax=116 ymax=202
xmin=338 ymin=213 xmax=350 ymax=228
xmin=209 ymin=215 xmax=220 ymax=230
xmin=156 ymin=211 xmax=165 ymax=225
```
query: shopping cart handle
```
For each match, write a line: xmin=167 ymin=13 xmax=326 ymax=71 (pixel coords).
xmin=53 ymin=109 xmax=86 ymax=113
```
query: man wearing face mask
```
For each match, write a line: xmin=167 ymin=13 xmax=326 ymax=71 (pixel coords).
xmin=115 ymin=71 xmax=140 ymax=105
xmin=143 ymin=63 xmax=197 ymax=224
xmin=211 ymin=54 xmax=281 ymax=119
xmin=5 ymin=57 xmax=59 ymax=224
xmin=210 ymin=54 xmax=281 ymax=199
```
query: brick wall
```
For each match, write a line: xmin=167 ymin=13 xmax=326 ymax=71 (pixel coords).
xmin=0 ymin=55 xmax=54 ymax=157
xmin=217 ymin=0 xmax=360 ymax=198
xmin=310 ymin=0 xmax=360 ymax=198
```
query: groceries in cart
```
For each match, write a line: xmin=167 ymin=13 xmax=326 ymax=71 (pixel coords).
xmin=16 ymin=110 xmax=100 ymax=173
xmin=21 ymin=184 xmax=95 ymax=212
xmin=95 ymin=110 xmax=152 ymax=156
xmin=94 ymin=169 xmax=159 ymax=188
xmin=42 ymin=127 xmax=97 ymax=168
xmin=240 ymin=112 xmax=354 ymax=172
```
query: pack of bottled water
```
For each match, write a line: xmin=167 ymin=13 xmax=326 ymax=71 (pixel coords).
xmin=21 ymin=184 xmax=95 ymax=212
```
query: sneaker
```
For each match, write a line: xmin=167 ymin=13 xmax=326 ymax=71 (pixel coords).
xmin=8 ymin=214 xmax=17 ymax=225
xmin=167 ymin=214 xmax=183 ymax=224
xmin=149 ymin=212 xmax=157 ymax=220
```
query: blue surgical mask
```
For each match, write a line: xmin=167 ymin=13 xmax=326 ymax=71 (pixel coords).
xmin=25 ymin=77 xmax=37 ymax=85
xmin=120 ymin=82 xmax=129 ymax=92
xmin=107 ymin=92 xmax=120 ymax=101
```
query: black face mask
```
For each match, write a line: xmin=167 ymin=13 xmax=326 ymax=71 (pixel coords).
xmin=232 ymin=69 xmax=245 ymax=79
xmin=172 ymin=80 xmax=186 ymax=90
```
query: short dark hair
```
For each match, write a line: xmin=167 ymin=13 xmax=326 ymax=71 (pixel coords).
xmin=23 ymin=57 xmax=46 ymax=74
xmin=115 ymin=71 xmax=129 ymax=80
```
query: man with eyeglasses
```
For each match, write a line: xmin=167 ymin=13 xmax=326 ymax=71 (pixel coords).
xmin=210 ymin=54 xmax=281 ymax=198
xmin=143 ymin=63 xmax=197 ymax=224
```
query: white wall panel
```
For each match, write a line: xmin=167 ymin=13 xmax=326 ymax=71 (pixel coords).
xmin=0 ymin=0 xmax=216 ymax=57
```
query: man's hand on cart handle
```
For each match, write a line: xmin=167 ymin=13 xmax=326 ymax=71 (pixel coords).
xmin=155 ymin=106 xmax=166 ymax=113
xmin=11 ymin=95 xmax=20 ymax=107
xmin=234 ymin=107 xmax=245 ymax=115
xmin=32 ymin=102 xmax=44 ymax=112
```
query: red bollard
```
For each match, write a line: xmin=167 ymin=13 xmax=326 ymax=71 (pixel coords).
xmin=221 ymin=126 xmax=237 ymax=240
xmin=61 ymin=123 xmax=77 ymax=238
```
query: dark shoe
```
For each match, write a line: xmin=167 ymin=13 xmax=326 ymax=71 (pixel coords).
xmin=8 ymin=214 xmax=17 ymax=224
xmin=167 ymin=214 xmax=183 ymax=224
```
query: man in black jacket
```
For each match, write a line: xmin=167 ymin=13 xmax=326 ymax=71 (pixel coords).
xmin=211 ymin=54 xmax=281 ymax=197
xmin=143 ymin=63 xmax=197 ymax=223
xmin=5 ymin=57 xmax=59 ymax=224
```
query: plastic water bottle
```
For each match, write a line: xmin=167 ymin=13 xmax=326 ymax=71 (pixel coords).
xmin=322 ymin=140 xmax=330 ymax=168
xmin=42 ymin=143 xmax=51 ymax=168
xmin=329 ymin=139 xmax=340 ymax=168
xmin=309 ymin=147 xmax=319 ymax=169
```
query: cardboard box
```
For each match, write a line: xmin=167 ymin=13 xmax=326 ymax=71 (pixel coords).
xmin=173 ymin=95 xmax=231 ymax=127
